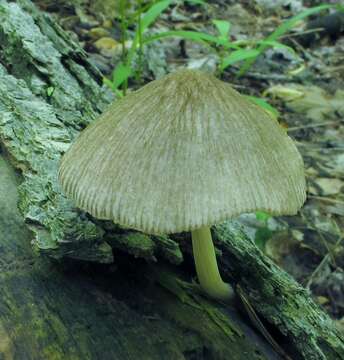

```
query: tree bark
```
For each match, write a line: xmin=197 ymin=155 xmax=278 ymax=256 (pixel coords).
xmin=0 ymin=1 xmax=343 ymax=359
xmin=215 ymin=224 xmax=344 ymax=359
xmin=1 ymin=153 xmax=278 ymax=360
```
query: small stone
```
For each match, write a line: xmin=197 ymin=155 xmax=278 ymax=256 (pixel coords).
xmin=89 ymin=27 xmax=111 ymax=40
xmin=315 ymin=177 xmax=344 ymax=195
xmin=60 ymin=15 xmax=79 ymax=30
xmin=305 ymin=167 xmax=318 ymax=176
xmin=291 ymin=229 xmax=304 ymax=241
xmin=316 ymin=296 xmax=330 ymax=305
xmin=94 ymin=37 xmax=118 ymax=50
xmin=103 ymin=20 xmax=113 ymax=29
xmin=94 ymin=37 xmax=120 ymax=57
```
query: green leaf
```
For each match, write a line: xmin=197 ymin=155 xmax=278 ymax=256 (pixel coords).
xmin=144 ymin=29 xmax=241 ymax=54
xmin=144 ymin=30 xmax=219 ymax=45
xmin=103 ymin=77 xmax=116 ymax=91
xmin=141 ymin=0 xmax=172 ymax=31
xmin=265 ymin=4 xmax=333 ymax=42
xmin=212 ymin=19 xmax=231 ymax=39
xmin=257 ymin=40 xmax=296 ymax=55
xmin=220 ymin=49 xmax=260 ymax=70
xmin=185 ymin=0 xmax=206 ymax=5
xmin=103 ymin=77 xmax=124 ymax=97
xmin=255 ymin=211 xmax=271 ymax=223
xmin=254 ymin=227 xmax=272 ymax=251
xmin=111 ymin=62 xmax=132 ymax=89
xmin=245 ymin=96 xmax=280 ymax=118
xmin=46 ymin=86 xmax=55 ymax=97
xmin=127 ymin=0 xmax=172 ymax=65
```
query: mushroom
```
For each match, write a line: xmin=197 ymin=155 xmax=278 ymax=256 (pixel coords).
xmin=58 ymin=69 xmax=306 ymax=301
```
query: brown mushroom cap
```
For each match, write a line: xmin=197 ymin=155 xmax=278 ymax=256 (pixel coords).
xmin=59 ymin=69 xmax=306 ymax=234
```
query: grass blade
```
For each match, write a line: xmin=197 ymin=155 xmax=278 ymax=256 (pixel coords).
xmin=245 ymin=95 xmax=280 ymax=118
xmin=144 ymin=30 xmax=239 ymax=50
xmin=238 ymin=4 xmax=334 ymax=76
xmin=112 ymin=62 xmax=132 ymax=89
xmin=220 ymin=49 xmax=260 ymax=71
xmin=212 ymin=20 xmax=231 ymax=39
xmin=141 ymin=0 xmax=172 ymax=31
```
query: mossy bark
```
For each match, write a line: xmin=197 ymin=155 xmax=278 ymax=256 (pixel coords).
xmin=214 ymin=224 xmax=344 ymax=359
xmin=1 ymin=153 xmax=276 ymax=360
xmin=0 ymin=1 xmax=343 ymax=359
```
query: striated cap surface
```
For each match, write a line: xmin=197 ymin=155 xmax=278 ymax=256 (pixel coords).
xmin=59 ymin=69 xmax=306 ymax=234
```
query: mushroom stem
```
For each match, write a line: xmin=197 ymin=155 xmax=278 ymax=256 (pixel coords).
xmin=191 ymin=226 xmax=234 ymax=301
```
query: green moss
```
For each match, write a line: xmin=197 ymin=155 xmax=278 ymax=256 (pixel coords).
xmin=109 ymin=232 xmax=156 ymax=260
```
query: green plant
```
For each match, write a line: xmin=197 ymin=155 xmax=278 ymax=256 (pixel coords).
xmin=254 ymin=211 xmax=273 ymax=251
xmin=143 ymin=19 xmax=242 ymax=73
xmin=105 ymin=2 xmax=338 ymax=101
xmin=104 ymin=0 xmax=173 ymax=96
xmin=245 ymin=96 xmax=280 ymax=119
xmin=238 ymin=3 xmax=335 ymax=76
xmin=147 ymin=4 xmax=336 ymax=75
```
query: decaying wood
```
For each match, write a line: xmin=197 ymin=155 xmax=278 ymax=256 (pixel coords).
xmin=215 ymin=224 xmax=344 ymax=359
xmin=0 ymin=1 xmax=343 ymax=359
xmin=2 ymin=154 xmax=276 ymax=360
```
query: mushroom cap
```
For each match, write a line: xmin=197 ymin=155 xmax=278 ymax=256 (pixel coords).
xmin=59 ymin=69 xmax=306 ymax=234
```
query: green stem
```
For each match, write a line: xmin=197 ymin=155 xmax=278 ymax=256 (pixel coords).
xmin=191 ymin=226 xmax=234 ymax=301
xmin=136 ymin=0 xmax=144 ymax=83
xmin=119 ymin=0 xmax=128 ymax=95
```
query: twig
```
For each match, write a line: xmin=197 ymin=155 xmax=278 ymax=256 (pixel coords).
xmin=287 ymin=121 xmax=338 ymax=132
xmin=308 ymin=196 xmax=344 ymax=205
xmin=324 ymin=65 xmax=344 ymax=73
xmin=306 ymin=252 xmax=331 ymax=290
xmin=306 ymin=234 xmax=344 ymax=289
xmin=236 ymin=285 xmax=293 ymax=360
xmin=300 ymin=211 xmax=336 ymax=266
xmin=279 ymin=27 xmax=325 ymax=40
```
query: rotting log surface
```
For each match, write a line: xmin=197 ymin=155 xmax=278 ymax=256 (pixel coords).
xmin=0 ymin=1 xmax=343 ymax=359
xmin=215 ymin=224 xmax=344 ymax=359
xmin=0 ymin=0 xmax=182 ymax=266
xmin=1 ymin=154 xmax=276 ymax=360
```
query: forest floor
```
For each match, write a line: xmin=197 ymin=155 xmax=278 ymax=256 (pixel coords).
xmin=34 ymin=0 xmax=344 ymax=330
